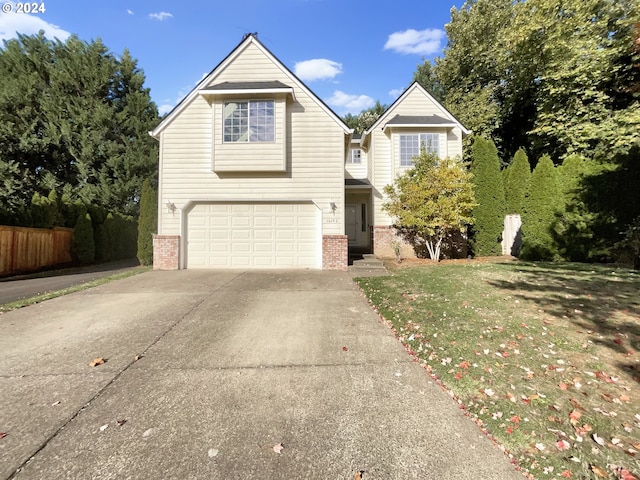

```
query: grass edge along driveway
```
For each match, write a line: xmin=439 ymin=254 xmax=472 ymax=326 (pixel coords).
xmin=355 ymin=261 xmax=640 ymax=480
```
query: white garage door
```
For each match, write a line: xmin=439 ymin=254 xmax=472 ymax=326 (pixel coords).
xmin=187 ymin=202 xmax=320 ymax=269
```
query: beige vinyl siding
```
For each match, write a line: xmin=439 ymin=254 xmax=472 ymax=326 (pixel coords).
xmin=345 ymin=148 xmax=367 ymax=179
xmin=447 ymin=127 xmax=463 ymax=158
xmin=369 ymin=86 xmax=465 ymax=227
xmin=157 ymin=41 xmax=346 ymax=246
xmin=371 ymin=128 xmax=393 ymax=226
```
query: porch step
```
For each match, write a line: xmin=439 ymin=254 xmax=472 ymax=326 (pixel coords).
xmin=349 ymin=255 xmax=389 ymax=277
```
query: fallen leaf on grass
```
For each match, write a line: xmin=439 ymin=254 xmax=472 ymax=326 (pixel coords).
xmin=355 ymin=470 xmax=365 ymax=480
xmin=613 ymin=467 xmax=640 ymax=480
xmin=569 ymin=410 xmax=582 ymax=424
xmin=89 ymin=357 xmax=105 ymax=367
xmin=592 ymin=433 xmax=606 ymax=446
xmin=342 ymin=346 xmax=348 ymax=352
xmin=0 ymin=432 xmax=7 ymax=439
xmin=560 ymin=470 xmax=573 ymax=478
xmin=557 ymin=440 xmax=571 ymax=451
xmin=117 ymin=419 xmax=127 ymax=426
xmin=134 ymin=354 xmax=143 ymax=361
xmin=591 ymin=465 xmax=609 ymax=478
xmin=99 ymin=424 xmax=109 ymax=432
xmin=273 ymin=443 xmax=284 ymax=454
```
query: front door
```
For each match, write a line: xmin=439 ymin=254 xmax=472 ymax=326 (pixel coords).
xmin=346 ymin=203 xmax=369 ymax=247
xmin=346 ymin=204 xmax=358 ymax=241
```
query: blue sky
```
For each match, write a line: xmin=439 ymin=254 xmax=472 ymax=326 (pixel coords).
xmin=0 ymin=0 xmax=464 ymax=116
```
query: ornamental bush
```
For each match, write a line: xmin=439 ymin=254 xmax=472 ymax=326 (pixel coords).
xmin=521 ymin=155 xmax=560 ymax=260
xmin=470 ymin=137 xmax=505 ymax=256
xmin=137 ymin=178 xmax=157 ymax=265
xmin=71 ymin=212 xmax=95 ymax=264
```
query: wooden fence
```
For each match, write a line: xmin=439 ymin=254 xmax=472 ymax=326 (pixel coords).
xmin=0 ymin=226 xmax=74 ymax=276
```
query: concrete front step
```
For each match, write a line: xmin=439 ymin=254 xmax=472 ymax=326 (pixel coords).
xmin=349 ymin=255 xmax=389 ymax=277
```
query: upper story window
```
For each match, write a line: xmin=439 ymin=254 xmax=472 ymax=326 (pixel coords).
xmin=348 ymin=148 xmax=362 ymax=164
xmin=223 ymin=100 xmax=275 ymax=142
xmin=399 ymin=133 xmax=439 ymax=166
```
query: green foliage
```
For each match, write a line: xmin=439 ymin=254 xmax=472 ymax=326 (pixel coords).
xmin=30 ymin=190 xmax=59 ymax=228
xmin=342 ymin=101 xmax=387 ymax=134
xmin=383 ymin=150 xmax=476 ymax=261
xmin=615 ymin=216 xmax=640 ymax=269
xmin=504 ymin=149 xmax=531 ymax=215
xmin=412 ymin=60 xmax=445 ymax=102
xmin=137 ymin=178 xmax=157 ymax=265
xmin=71 ymin=212 xmax=95 ymax=264
xmin=429 ymin=0 xmax=639 ymax=160
xmin=470 ymin=137 xmax=505 ymax=256
xmin=0 ymin=33 xmax=159 ymax=223
xmin=521 ymin=155 xmax=560 ymax=260
xmin=551 ymin=155 xmax=597 ymax=262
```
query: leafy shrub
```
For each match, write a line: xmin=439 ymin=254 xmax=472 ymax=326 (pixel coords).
xmin=137 ymin=178 xmax=157 ymax=265
xmin=71 ymin=212 xmax=95 ymax=264
xmin=470 ymin=137 xmax=505 ymax=256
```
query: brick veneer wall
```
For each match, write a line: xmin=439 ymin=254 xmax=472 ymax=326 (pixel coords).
xmin=322 ymin=235 xmax=348 ymax=270
xmin=153 ymin=235 xmax=180 ymax=270
xmin=373 ymin=225 xmax=416 ymax=259
xmin=373 ymin=225 xmax=469 ymax=259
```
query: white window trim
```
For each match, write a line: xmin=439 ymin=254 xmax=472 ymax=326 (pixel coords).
xmin=349 ymin=148 xmax=362 ymax=164
xmin=399 ymin=133 xmax=440 ymax=167
xmin=223 ymin=99 xmax=275 ymax=143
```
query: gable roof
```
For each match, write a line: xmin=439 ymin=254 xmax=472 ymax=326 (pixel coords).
xmin=150 ymin=34 xmax=351 ymax=138
xmin=361 ymin=82 xmax=471 ymax=144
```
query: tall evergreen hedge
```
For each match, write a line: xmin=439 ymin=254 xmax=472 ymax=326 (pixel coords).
xmin=504 ymin=149 xmax=531 ymax=214
xmin=470 ymin=137 xmax=506 ymax=256
xmin=137 ymin=178 xmax=157 ymax=265
xmin=71 ymin=212 xmax=95 ymax=264
xmin=521 ymin=155 xmax=560 ymax=260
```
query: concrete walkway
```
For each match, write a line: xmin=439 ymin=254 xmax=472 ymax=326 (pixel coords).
xmin=0 ymin=270 xmax=522 ymax=479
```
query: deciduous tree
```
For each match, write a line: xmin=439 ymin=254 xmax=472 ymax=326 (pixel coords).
xmin=383 ymin=150 xmax=476 ymax=261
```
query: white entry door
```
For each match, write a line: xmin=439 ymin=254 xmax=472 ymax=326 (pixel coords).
xmin=345 ymin=203 xmax=368 ymax=246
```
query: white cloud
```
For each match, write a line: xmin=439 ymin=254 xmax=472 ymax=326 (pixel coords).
xmin=149 ymin=11 xmax=173 ymax=21
xmin=326 ymin=90 xmax=374 ymax=114
xmin=127 ymin=9 xmax=134 ymax=15
xmin=384 ymin=28 xmax=445 ymax=55
xmin=389 ymin=88 xmax=404 ymax=99
xmin=294 ymin=59 xmax=342 ymax=82
xmin=0 ymin=12 xmax=70 ymax=42
xmin=159 ymin=73 xmax=209 ymax=116
xmin=158 ymin=104 xmax=173 ymax=116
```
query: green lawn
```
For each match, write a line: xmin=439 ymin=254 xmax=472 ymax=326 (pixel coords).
xmin=356 ymin=260 xmax=640 ymax=480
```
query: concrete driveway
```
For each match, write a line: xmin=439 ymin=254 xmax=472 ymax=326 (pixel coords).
xmin=0 ymin=270 xmax=522 ymax=480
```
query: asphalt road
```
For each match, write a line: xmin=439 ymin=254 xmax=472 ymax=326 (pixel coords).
xmin=0 ymin=259 xmax=141 ymax=305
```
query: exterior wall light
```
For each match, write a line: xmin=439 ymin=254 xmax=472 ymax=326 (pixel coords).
xmin=166 ymin=200 xmax=176 ymax=213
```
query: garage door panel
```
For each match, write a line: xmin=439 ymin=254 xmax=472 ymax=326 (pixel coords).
xmin=187 ymin=202 xmax=320 ymax=269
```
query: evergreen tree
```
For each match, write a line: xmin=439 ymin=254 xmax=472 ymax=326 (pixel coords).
xmin=71 ymin=212 xmax=95 ymax=264
xmin=0 ymin=33 xmax=159 ymax=224
xmin=504 ymin=148 xmax=531 ymax=214
xmin=552 ymin=155 xmax=595 ymax=261
xmin=521 ymin=155 xmax=560 ymax=260
xmin=470 ymin=137 xmax=506 ymax=256
xmin=137 ymin=178 xmax=157 ymax=265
